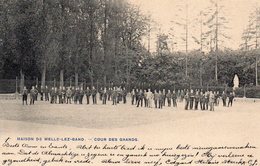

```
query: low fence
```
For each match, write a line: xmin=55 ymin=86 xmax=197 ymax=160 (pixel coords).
xmin=0 ymin=79 xmax=18 ymax=93
xmin=234 ymin=97 xmax=260 ymax=103
xmin=234 ymin=87 xmax=260 ymax=98
xmin=0 ymin=79 xmax=92 ymax=94
xmin=1 ymin=79 xmax=260 ymax=98
xmin=0 ymin=93 xmax=20 ymax=100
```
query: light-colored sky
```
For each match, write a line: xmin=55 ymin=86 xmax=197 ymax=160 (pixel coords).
xmin=129 ymin=0 xmax=259 ymax=52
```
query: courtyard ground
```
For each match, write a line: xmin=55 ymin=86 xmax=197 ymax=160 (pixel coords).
xmin=1 ymin=98 xmax=260 ymax=164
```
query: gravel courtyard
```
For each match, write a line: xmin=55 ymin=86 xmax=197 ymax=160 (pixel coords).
xmin=0 ymin=98 xmax=259 ymax=131
xmin=1 ymin=98 xmax=260 ymax=157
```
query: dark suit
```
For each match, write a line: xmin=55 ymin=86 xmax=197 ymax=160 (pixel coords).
xmin=85 ymin=89 xmax=91 ymax=104
xmin=92 ymin=89 xmax=97 ymax=104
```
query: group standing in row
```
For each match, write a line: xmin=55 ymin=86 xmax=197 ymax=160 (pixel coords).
xmin=21 ymin=85 xmax=235 ymax=111
xmin=21 ymin=85 xmax=128 ymax=106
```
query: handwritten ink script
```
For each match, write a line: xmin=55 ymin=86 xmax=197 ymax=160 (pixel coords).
xmin=1 ymin=137 xmax=258 ymax=166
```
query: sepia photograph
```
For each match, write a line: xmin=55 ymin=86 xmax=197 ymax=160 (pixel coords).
xmin=0 ymin=0 xmax=260 ymax=165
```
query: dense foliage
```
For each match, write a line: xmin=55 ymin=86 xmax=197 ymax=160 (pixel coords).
xmin=0 ymin=0 xmax=259 ymax=92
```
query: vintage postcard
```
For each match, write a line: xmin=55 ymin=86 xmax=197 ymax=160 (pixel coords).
xmin=0 ymin=0 xmax=260 ymax=165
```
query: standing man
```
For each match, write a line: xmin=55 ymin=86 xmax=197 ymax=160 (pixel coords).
xmin=184 ymin=91 xmax=190 ymax=110
xmin=102 ymin=87 xmax=107 ymax=104
xmin=50 ymin=87 xmax=53 ymax=104
xmin=222 ymin=91 xmax=227 ymax=107
xmin=62 ymin=86 xmax=67 ymax=104
xmin=216 ymin=91 xmax=220 ymax=106
xmin=66 ymin=87 xmax=72 ymax=104
xmin=205 ymin=91 xmax=210 ymax=110
xmin=177 ymin=90 xmax=181 ymax=102
xmin=135 ymin=89 xmax=139 ymax=105
xmin=62 ymin=86 xmax=66 ymax=104
xmin=209 ymin=91 xmax=215 ymax=111
xmin=54 ymin=87 xmax=58 ymax=104
xmin=144 ymin=90 xmax=148 ymax=107
xmin=122 ymin=87 xmax=127 ymax=104
xmin=44 ymin=85 xmax=49 ymax=101
xmin=117 ymin=87 xmax=122 ymax=104
xmin=40 ymin=85 xmax=44 ymax=101
xmin=136 ymin=89 xmax=144 ymax=107
xmin=158 ymin=90 xmax=164 ymax=109
xmin=99 ymin=87 xmax=103 ymax=101
xmin=30 ymin=86 xmax=36 ymax=105
xmin=180 ymin=90 xmax=185 ymax=102
xmin=58 ymin=86 xmax=62 ymax=104
xmin=228 ymin=92 xmax=234 ymax=107
xmin=172 ymin=90 xmax=177 ymax=108
xmin=79 ymin=87 xmax=84 ymax=104
xmin=50 ymin=87 xmax=55 ymax=104
xmin=71 ymin=86 xmax=75 ymax=102
xmin=85 ymin=87 xmax=91 ymax=104
xmin=112 ymin=87 xmax=118 ymax=105
xmin=166 ymin=90 xmax=172 ymax=107
xmin=107 ymin=87 xmax=112 ymax=101
xmin=154 ymin=90 xmax=159 ymax=108
xmin=35 ymin=85 xmax=39 ymax=101
xmin=162 ymin=89 xmax=166 ymax=106
xmin=131 ymin=89 xmax=135 ymax=105
xmin=189 ymin=89 xmax=195 ymax=110
xmin=92 ymin=86 xmax=97 ymax=104
xmin=194 ymin=91 xmax=200 ymax=110
xmin=74 ymin=87 xmax=80 ymax=104
xmin=200 ymin=91 xmax=206 ymax=110
xmin=22 ymin=86 xmax=28 ymax=105
xmin=147 ymin=89 xmax=153 ymax=108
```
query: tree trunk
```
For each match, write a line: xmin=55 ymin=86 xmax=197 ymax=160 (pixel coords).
xmin=215 ymin=0 xmax=219 ymax=82
xmin=41 ymin=0 xmax=47 ymax=88
xmin=54 ymin=78 xmax=56 ymax=87
xmin=200 ymin=62 xmax=202 ymax=87
xmin=90 ymin=71 xmax=94 ymax=88
xmin=102 ymin=0 xmax=109 ymax=87
xmin=75 ymin=72 xmax=78 ymax=87
xmin=20 ymin=69 xmax=24 ymax=93
xmin=103 ymin=75 xmax=107 ymax=87
xmin=60 ymin=70 xmax=64 ymax=87
xmin=215 ymin=54 xmax=218 ymax=82
xmin=88 ymin=0 xmax=94 ymax=88
xmin=41 ymin=62 xmax=46 ymax=88
xmin=36 ymin=77 xmax=39 ymax=87
xmin=256 ymin=56 xmax=258 ymax=86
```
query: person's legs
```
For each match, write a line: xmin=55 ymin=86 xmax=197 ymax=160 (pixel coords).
xmin=22 ymin=95 xmax=25 ymax=105
xmin=137 ymin=98 xmax=140 ymax=107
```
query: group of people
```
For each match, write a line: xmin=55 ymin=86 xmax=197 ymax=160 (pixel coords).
xmin=21 ymin=85 xmax=235 ymax=111
xmin=130 ymin=88 xmax=235 ymax=111
xmin=21 ymin=85 xmax=128 ymax=106
xmin=182 ymin=89 xmax=235 ymax=111
xmin=130 ymin=89 xmax=177 ymax=109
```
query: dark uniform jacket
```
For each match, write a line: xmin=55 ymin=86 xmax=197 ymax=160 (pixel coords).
xmin=22 ymin=89 xmax=28 ymax=96
xmin=85 ymin=89 xmax=91 ymax=97
xmin=92 ymin=89 xmax=97 ymax=96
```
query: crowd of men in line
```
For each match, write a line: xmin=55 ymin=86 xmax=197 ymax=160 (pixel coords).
xmin=131 ymin=88 xmax=234 ymax=111
xmin=21 ymin=85 xmax=235 ymax=111
xmin=21 ymin=85 xmax=128 ymax=106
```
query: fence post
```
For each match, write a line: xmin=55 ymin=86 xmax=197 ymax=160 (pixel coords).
xmin=15 ymin=76 xmax=19 ymax=99
xmin=243 ymin=84 xmax=246 ymax=98
xmin=15 ymin=76 xmax=18 ymax=93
